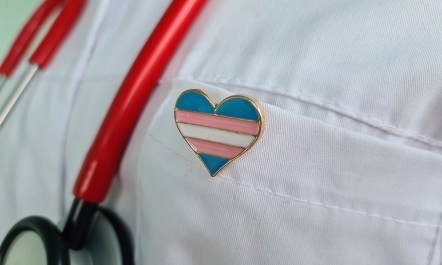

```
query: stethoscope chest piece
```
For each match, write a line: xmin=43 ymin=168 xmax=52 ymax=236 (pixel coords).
xmin=0 ymin=207 xmax=133 ymax=265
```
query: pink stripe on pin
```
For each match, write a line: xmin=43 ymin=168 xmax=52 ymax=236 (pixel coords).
xmin=175 ymin=110 xmax=259 ymax=135
xmin=186 ymin=137 xmax=244 ymax=159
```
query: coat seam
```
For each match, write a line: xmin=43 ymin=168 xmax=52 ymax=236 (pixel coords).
xmin=148 ymin=133 xmax=442 ymax=228
xmin=426 ymin=212 xmax=442 ymax=265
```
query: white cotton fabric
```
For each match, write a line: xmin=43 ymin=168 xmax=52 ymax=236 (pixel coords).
xmin=1 ymin=0 xmax=442 ymax=264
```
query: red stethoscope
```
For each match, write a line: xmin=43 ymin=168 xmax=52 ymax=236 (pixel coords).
xmin=0 ymin=0 xmax=84 ymax=126
xmin=0 ymin=0 xmax=207 ymax=264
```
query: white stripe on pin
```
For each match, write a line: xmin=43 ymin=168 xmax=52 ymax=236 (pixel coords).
xmin=177 ymin=123 xmax=256 ymax=148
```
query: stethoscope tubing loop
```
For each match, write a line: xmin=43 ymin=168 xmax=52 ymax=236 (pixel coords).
xmin=0 ymin=216 xmax=69 ymax=265
xmin=0 ymin=207 xmax=135 ymax=265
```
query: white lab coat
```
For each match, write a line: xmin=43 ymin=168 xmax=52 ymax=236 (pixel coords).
xmin=1 ymin=0 xmax=442 ymax=264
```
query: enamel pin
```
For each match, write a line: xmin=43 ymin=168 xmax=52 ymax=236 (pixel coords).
xmin=174 ymin=89 xmax=264 ymax=176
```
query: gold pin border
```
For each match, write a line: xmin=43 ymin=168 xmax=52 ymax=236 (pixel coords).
xmin=174 ymin=89 xmax=265 ymax=177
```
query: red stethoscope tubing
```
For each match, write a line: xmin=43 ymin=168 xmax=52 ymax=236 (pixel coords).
xmin=73 ymin=0 xmax=207 ymax=204
xmin=0 ymin=0 xmax=63 ymax=78
xmin=0 ymin=0 xmax=207 ymax=261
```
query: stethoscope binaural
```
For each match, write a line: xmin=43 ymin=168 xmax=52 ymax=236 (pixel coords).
xmin=0 ymin=0 xmax=86 ymax=128
xmin=0 ymin=0 xmax=207 ymax=264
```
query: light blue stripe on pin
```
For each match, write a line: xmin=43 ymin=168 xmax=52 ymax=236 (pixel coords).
xmin=175 ymin=91 xmax=214 ymax=114
xmin=175 ymin=90 xmax=259 ymax=121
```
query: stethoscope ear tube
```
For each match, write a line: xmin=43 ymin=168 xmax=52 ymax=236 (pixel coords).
xmin=29 ymin=0 xmax=87 ymax=68
xmin=0 ymin=0 xmax=87 ymax=130
xmin=0 ymin=0 xmax=63 ymax=78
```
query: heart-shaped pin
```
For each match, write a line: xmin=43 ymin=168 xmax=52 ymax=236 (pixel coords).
xmin=174 ymin=89 xmax=264 ymax=176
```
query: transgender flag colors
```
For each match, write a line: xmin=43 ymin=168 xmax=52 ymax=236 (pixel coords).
xmin=174 ymin=89 xmax=264 ymax=176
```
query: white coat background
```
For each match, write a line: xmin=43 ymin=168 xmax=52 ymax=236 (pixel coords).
xmin=1 ymin=0 xmax=442 ymax=264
